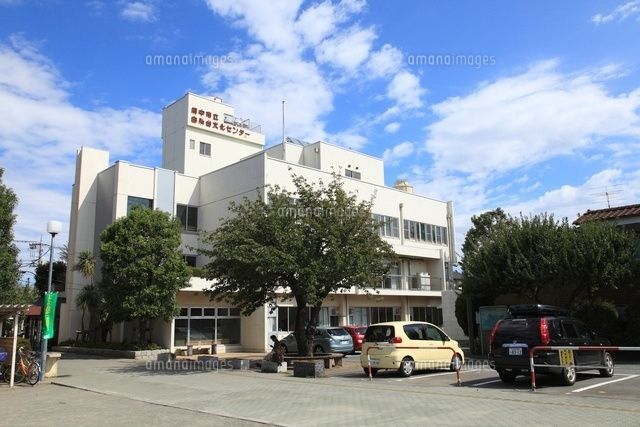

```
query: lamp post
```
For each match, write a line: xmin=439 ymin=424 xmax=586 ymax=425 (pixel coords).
xmin=40 ymin=220 xmax=61 ymax=381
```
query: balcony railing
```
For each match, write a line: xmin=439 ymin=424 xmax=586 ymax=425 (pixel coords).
xmin=379 ymin=274 xmax=444 ymax=291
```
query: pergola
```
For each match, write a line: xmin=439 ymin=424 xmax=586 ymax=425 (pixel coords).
xmin=0 ymin=304 xmax=32 ymax=388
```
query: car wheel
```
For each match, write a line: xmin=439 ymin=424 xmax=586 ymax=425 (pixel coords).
xmin=398 ymin=357 xmax=414 ymax=377
xmin=599 ymin=352 xmax=614 ymax=377
xmin=450 ymin=354 xmax=463 ymax=372
xmin=561 ymin=366 xmax=576 ymax=386
xmin=498 ymin=369 xmax=517 ymax=383
xmin=363 ymin=367 xmax=378 ymax=377
xmin=314 ymin=345 xmax=324 ymax=354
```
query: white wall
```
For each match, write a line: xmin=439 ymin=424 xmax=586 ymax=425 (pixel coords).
xmin=61 ymin=147 xmax=109 ymax=341
xmin=163 ymin=93 xmax=265 ymax=177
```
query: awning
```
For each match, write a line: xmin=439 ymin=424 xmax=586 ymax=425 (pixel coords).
xmin=0 ymin=304 xmax=32 ymax=321
xmin=0 ymin=304 xmax=32 ymax=388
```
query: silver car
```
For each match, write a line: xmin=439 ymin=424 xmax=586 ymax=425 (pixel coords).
xmin=280 ymin=327 xmax=354 ymax=355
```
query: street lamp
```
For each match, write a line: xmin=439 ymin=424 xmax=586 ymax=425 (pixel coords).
xmin=40 ymin=220 xmax=61 ymax=381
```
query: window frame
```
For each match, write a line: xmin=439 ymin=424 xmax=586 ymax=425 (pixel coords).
xmin=199 ymin=141 xmax=211 ymax=157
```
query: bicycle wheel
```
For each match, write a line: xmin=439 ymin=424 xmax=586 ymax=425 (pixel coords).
xmin=27 ymin=362 xmax=41 ymax=385
xmin=12 ymin=366 xmax=26 ymax=384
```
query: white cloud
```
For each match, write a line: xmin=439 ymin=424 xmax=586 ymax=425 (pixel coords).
xmin=406 ymin=60 xmax=640 ymax=256
xmin=120 ymin=1 xmax=157 ymax=22
xmin=503 ymin=169 xmax=640 ymax=222
xmin=327 ymin=132 xmax=367 ymax=150
xmin=382 ymin=141 xmax=414 ymax=166
xmin=203 ymin=48 xmax=332 ymax=143
xmin=367 ymin=44 xmax=403 ymax=78
xmin=384 ymin=122 xmax=400 ymax=134
xmin=425 ymin=60 xmax=640 ymax=177
xmin=315 ymin=26 xmax=376 ymax=72
xmin=205 ymin=0 xmax=303 ymax=52
xmin=203 ymin=0 xmax=429 ymax=146
xmin=386 ymin=70 xmax=425 ymax=110
xmin=592 ymin=1 xmax=640 ymax=25
xmin=0 ymin=36 xmax=160 ymax=247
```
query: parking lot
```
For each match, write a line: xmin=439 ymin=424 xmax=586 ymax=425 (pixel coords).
xmin=334 ymin=354 xmax=640 ymax=401
xmin=2 ymin=353 xmax=640 ymax=426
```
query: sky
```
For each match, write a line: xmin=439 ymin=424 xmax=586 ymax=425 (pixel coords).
xmin=1 ymin=0 xmax=640 ymax=271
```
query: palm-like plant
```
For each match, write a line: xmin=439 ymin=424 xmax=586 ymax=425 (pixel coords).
xmin=74 ymin=250 xmax=97 ymax=332
xmin=75 ymin=284 xmax=99 ymax=331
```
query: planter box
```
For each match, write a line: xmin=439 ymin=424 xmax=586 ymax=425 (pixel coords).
xmin=261 ymin=360 xmax=287 ymax=373
xmin=293 ymin=360 xmax=324 ymax=378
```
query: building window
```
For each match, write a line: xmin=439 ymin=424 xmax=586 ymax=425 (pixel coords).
xmin=189 ymin=139 xmax=195 ymax=150
xmin=410 ymin=307 xmax=443 ymax=326
xmin=127 ymin=196 xmax=153 ymax=215
xmin=183 ymin=255 xmax=197 ymax=267
xmin=199 ymin=142 xmax=211 ymax=157
xmin=370 ymin=307 xmax=401 ymax=324
xmin=373 ymin=214 xmax=400 ymax=238
xmin=174 ymin=307 xmax=241 ymax=346
xmin=402 ymin=219 xmax=448 ymax=245
xmin=345 ymin=169 xmax=361 ymax=180
xmin=177 ymin=204 xmax=198 ymax=232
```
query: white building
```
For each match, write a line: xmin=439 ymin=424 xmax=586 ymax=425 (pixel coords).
xmin=60 ymin=93 xmax=465 ymax=352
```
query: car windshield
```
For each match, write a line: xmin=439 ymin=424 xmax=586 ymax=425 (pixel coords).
xmin=327 ymin=328 xmax=349 ymax=336
xmin=357 ymin=327 xmax=367 ymax=334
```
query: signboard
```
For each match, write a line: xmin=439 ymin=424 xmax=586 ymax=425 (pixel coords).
xmin=189 ymin=107 xmax=253 ymax=138
xmin=42 ymin=292 xmax=58 ymax=340
xmin=479 ymin=306 xmax=508 ymax=331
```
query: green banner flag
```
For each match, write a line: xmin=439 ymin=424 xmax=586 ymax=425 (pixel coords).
xmin=42 ymin=291 xmax=58 ymax=340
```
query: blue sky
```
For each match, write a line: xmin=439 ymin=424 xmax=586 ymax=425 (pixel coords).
xmin=1 ymin=0 xmax=640 ymax=267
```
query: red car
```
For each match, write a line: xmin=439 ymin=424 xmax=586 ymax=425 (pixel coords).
xmin=342 ymin=325 xmax=367 ymax=352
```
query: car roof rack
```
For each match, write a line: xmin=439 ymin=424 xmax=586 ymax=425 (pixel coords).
xmin=507 ymin=304 xmax=569 ymax=317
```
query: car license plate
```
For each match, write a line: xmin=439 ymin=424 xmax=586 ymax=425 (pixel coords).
xmin=368 ymin=359 xmax=379 ymax=367
xmin=341 ymin=340 xmax=350 ymax=344
xmin=508 ymin=347 xmax=522 ymax=356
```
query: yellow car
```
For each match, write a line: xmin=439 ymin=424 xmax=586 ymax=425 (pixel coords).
xmin=360 ymin=321 xmax=464 ymax=377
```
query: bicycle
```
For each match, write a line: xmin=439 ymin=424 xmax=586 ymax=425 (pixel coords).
xmin=2 ymin=346 xmax=41 ymax=385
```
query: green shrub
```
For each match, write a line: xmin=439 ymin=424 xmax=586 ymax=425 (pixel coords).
xmin=571 ymin=300 xmax=620 ymax=341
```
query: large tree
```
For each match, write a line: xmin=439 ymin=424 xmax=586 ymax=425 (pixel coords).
xmin=461 ymin=211 xmax=637 ymax=309
xmin=456 ymin=209 xmax=510 ymax=334
xmin=199 ymin=174 xmax=395 ymax=356
xmin=35 ymin=260 xmax=67 ymax=295
xmin=0 ymin=168 xmax=21 ymax=304
xmin=100 ymin=206 xmax=190 ymax=344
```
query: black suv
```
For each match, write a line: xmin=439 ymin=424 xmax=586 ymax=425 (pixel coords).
xmin=488 ymin=304 xmax=614 ymax=386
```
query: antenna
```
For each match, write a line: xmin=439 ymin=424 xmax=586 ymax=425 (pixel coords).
xmin=282 ymin=100 xmax=286 ymax=159
xmin=282 ymin=100 xmax=287 ymax=160
xmin=590 ymin=185 xmax=623 ymax=209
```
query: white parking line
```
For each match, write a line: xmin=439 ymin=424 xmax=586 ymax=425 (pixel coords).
xmin=571 ymin=374 xmax=639 ymax=393
xmin=394 ymin=370 xmax=480 ymax=382
xmin=472 ymin=379 xmax=502 ymax=387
